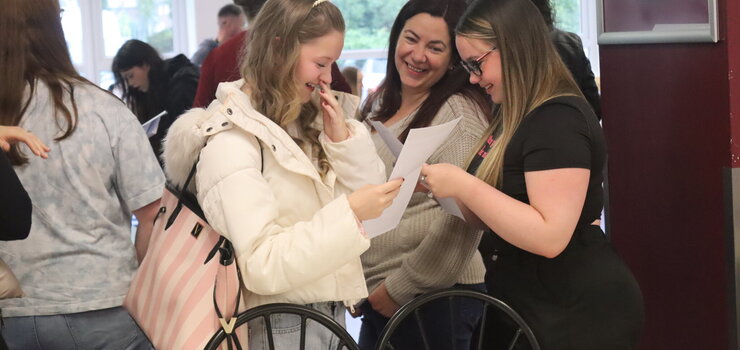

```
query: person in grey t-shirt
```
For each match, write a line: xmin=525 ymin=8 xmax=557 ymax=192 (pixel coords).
xmin=0 ymin=0 xmax=165 ymax=348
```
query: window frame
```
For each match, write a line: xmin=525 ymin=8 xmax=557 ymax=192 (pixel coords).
xmin=65 ymin=0 xmax=189 ymax=86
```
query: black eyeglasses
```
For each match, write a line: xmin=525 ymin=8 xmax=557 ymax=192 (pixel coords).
xmin=460 ymin=47 xmax=496 ymax=76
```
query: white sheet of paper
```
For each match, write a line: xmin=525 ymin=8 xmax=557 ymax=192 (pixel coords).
xmin=369 ymin=120 xmax=403 ymax=158
xmin=142 ymin=110 xmax=167 ymax=138
xmin=363 ymin=117 xmax=462 ymax=238
xmin=369 ymin=119 xmax=465 ymax=221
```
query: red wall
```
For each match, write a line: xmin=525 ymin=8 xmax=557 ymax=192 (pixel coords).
xmin=599 ymin=0 xmax=735 ymax=348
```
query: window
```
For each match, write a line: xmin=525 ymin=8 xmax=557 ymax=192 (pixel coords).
xmin=333 ymin=0 xmax=406 ymax=98
xmin=60 ymin=0 xmax=188 ymax=89
xmin=552 ymin=0 xmax=600 ymax=76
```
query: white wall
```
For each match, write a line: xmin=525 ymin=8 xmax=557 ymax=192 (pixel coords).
xmin=185 ymin=0 xmax=233 ymax=56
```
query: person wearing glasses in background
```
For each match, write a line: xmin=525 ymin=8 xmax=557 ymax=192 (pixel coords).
xmin=420 ymin=0 xmax=644 ymax=348
xmin=356 ymin=0 xmax=491 ymax=349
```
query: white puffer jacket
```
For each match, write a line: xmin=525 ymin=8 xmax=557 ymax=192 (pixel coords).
xmin=162 ymin=80 xmax=385 ymax=309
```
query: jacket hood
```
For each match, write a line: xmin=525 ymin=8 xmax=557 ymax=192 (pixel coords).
xmin=162 ymin=79 xmax=361 ymax=191
xmin=161 ymin=106 xmax=211 ymax=190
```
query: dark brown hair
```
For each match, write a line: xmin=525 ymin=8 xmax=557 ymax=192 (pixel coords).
xmin=0 ymin=0 xmax=90 ymax=165
xmin=360 ymin=0 xmax=491 ymax=142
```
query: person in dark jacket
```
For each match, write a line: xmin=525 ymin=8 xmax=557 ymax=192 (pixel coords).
xmin=0 ymin=126 xmax=47 ymax=241
xmin=112 ymin=39 xmax=200 ymax=160
xmin=0 ymin=126 xmax=49 ymax=350
xmin=532 ymin=0 xmax=601 ymax=119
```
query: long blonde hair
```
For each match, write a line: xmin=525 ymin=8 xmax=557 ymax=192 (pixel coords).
xmin=240 ymin=0 xmax=344 ymax=174
xmin=457 ymin=0 xmax=582 ymax=188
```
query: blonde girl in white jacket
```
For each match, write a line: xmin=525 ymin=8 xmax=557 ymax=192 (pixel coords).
xmin=163 ymin=0 xmax=403 ymax=347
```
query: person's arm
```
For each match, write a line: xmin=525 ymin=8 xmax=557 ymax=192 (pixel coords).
xmin=132 ymin=198 xmax=161 ymax=262
xmin=0 ymin=126 xmax=51 ymax=241
xmin=459 ymin=167 xmax=587 ymax=258
xmin=320 ymin=91 xmax=386 ymax=189
xmin=197 ymin=130 xmax=372 ymax=295
xmin=0 ymin=150 xmax=32 ymax=241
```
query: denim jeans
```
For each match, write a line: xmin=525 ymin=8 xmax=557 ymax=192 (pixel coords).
xmin=358 ymin=283 xmax=487 ymax=350
xmin=247 ymin=301 xmax=347 ymax=350
xmin=1 ymin=306 xmax=153 ymax=350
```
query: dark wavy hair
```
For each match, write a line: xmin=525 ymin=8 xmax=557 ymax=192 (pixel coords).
xmin=111 ymin=39 xmax=164 ymax=122
xmin=360 ymin=0 xmax=491 ymax=142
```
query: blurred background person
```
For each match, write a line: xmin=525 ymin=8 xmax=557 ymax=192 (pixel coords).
xmin=0 ymin=0 xmax=165 ymax=348
xmin=531 ymin=0 xmax=601 ymax=119
xmin=112 ymin=39 xmax=199 ymax=162
xmin=190 ymin=4 xmax=246 ymax=67
xmin=192 ymin=0 xmax=351 ymax=108
xmin=341 ymin=65 xmax=363 ymax=97
xmin=357 ymin=0 xmax=492 ymax=349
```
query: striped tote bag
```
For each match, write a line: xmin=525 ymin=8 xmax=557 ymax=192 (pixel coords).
xmin=124 ymin=162 xmax=248 ymax=350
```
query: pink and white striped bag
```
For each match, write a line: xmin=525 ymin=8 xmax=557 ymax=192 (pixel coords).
xmin=125 ymin=173 xmax=248 ymax=349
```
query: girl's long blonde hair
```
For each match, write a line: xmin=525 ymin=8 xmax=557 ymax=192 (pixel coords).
xmin=457 ymin=0 xmax=582 ymax=188
xmin=240 ymin=0 xmax=344 ymax=174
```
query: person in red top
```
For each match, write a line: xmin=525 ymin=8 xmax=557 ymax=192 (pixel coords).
xmin=192 ymin=0 xmax=351 ymax=108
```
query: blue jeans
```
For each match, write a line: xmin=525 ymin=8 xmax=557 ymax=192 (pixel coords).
xmin=359 ymin=283 xmax=487 ymax=350
xmin=1 ymin=306 xmax=153 ymax=350
xmin=247 ymin=301 xmax=346 ymax=350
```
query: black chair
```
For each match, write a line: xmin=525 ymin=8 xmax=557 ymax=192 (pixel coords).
xmin=375 ymin=288 xmax=539 ymax=350
xmin=204 ymin=303 xmax=360 ymax=350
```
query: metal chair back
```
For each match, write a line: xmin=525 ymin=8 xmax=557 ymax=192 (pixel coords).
xmin=204 ymin=303 xmax=360 ymax=350
xmin=375 ymin=288 xmax=539 ymax=350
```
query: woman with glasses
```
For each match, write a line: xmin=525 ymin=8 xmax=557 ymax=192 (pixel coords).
xmin=357 ymin=0 xmax=491 ymax=349
xmin=420 ymin=0 xmax=644 ymax=348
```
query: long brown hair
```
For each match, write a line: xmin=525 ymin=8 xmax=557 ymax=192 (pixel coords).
xmin=360 ymin=0 xmax=491 ymax=142
xmin=0 ymin=0 xmax=89 ymax=165
xmin=240 ymin=0 xmax=344 ymax=175
xmin=457 ymin=0 xmax=582 ymax=187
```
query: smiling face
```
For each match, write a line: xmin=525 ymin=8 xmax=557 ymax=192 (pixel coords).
xmin=294 ymin=30 xmax=344 ymax=103
xmin=455 ymin=35 xmax=503 ymax=103
xmin=393 ymin=13 xmax=452 ymax=96
xmin=120 ymin=64 xmax=150 ymax=92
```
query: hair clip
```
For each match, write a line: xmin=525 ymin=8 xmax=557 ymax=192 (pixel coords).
xmin=312 ymin=0 xmax=329 ymax=8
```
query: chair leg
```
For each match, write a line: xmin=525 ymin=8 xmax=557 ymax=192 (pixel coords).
xmin=506 ymin=328 xmax=522 ymax=350
xmin=476 ymin=303 xmax=489 ymax=350
xmin=264 ymin=315 xmax=276 ymax=350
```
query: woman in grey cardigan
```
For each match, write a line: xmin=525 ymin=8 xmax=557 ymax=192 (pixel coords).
xmin=357 ymin=0 xmax=491 ymax=349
